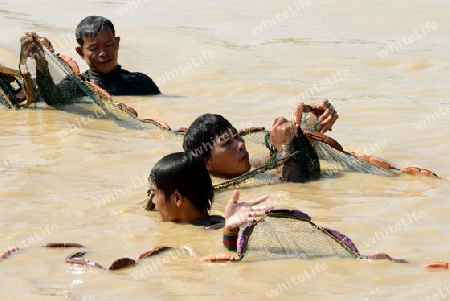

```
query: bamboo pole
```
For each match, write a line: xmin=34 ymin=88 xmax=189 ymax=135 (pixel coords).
xmin=0 ymin=64 xmax=21 ymax=78
xmin=21 ymin=70 xmax=35 ymax=106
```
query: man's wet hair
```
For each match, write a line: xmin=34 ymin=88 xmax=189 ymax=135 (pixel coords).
xmin=75 ymin=16 xmax=115 ymax=46
xmin=150 ymin=152 xmax=214 ymax=215
xmin=182 ymin=113 xmax=234 ymax=160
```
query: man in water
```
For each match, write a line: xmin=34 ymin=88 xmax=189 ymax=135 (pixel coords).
xmin=19 ymin=15 xmax=160 ymax=105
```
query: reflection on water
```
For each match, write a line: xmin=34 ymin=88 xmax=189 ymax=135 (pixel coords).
xmin=1 ymin=0 xmax=449 ymax=300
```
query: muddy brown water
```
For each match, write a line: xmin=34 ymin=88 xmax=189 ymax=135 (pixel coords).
xmin=1 ymin=1 xmax=449 ymax=300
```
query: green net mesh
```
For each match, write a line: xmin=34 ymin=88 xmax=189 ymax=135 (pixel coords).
xmin=17 ymin=39 xmax=175 ymax=131
xmin=212 ymin=153 xmax=286 ymax=192
xmin=0 ymin=77 xmax=14 ymax=109
xmin=314 ymin=142 xmax=399 ymax=175
xmin=209 ymin=116 xmax=398 ymax=194
xmin=0 ymin=68 xmax=23 ymax=109
xmin=300 ymin=112 xmax=399 ymax=175
xmin=237 ymin=210 xmax=360 ymax=261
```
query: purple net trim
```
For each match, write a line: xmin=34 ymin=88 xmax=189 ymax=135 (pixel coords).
xmin=237 ymin=220 xmax=255 ymax=256
xmin=323 ymin=227 xmax=360 ymax=256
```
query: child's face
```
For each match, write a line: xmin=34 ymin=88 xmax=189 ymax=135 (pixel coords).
xmin=150 ymin=181 xmax=179 ymax=222
xmin=206 ymin=127 xmax=251 ymax=178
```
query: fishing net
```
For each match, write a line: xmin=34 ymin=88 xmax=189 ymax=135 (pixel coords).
xmin=14 ymin=38 xmax=177 ymax=131
xmin=300 ymin=112 xmax=399 ymax=175
xmin=210 ymin=114 xmax=401 ymax=193
xmin=0 ymin=64 xmax=25 ymax=109
xmin=200 ymin=209 xmax=406 ymax=263
xmin=143 ymin=113 xmax=437 ymax=210
xmin=144 ymin=131 xmax=323 ymax=210
xmin=236 ymin=209 xmax=360 ymax=261
xmin=1 ymin=39 xmax=438 ymax=208
xmin=39 ymin=213 xmax=364 ymax=266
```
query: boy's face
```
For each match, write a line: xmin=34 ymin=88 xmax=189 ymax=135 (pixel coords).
xmin=205 ymin=128 xmax=251 ymax=178
xmin=150 ymin=182 xmax=179 ymax=222
xmin=76 ymin=28 xmax=120 ymax=74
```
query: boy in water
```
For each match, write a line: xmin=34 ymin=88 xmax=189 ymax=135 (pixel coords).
xmin=182 ymin=100 xmax=338 ymax=180
xmin=149 ymin=152 xmax=271 ymax=227
xmin=150 ymin=152 xmax=405 ymax=264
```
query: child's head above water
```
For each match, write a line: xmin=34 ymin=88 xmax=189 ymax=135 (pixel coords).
xmin=150 ymin=152 xmax=214 ymax=222
xmin=182 ymin=113 xmax=251 ymax=178
xmin=182 ymin=113 xmax=234 ymax=161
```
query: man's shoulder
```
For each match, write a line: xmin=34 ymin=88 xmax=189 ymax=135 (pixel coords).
xmin=81 ymin=67 xmax=161 ymax=95
xmin=120 ymin=68 xmax=152 ymax=82
xmin=80 ymin=68 xmax=151 ymax=82
xmin=120 ymin=68 xmax=161 ymax=94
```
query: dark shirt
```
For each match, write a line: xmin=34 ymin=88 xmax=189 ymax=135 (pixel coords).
xmin=81 ymin=66 xmax=161 ymax=96
xmin=36 ymin=63 xmax=161 ymax=106
xmin=189 ymin=215 xmax=225 ymax=229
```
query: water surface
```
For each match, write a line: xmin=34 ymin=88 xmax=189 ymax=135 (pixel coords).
xmin=1 ymin=1 xmax=449 ymax=300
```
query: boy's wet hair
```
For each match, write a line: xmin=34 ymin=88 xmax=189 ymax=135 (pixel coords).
xmin=75 ymin=16 xmax=115 ymax=46
xmin=150 ymin=152 xmax=214 ymax=215
xmin=182 ymin=113 xmax=234 ymax=160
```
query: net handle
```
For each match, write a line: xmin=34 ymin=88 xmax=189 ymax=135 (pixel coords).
xmin=0 ymin=65 xmax=21 ymax=78
xmin=18 ymin=48 xmax=37 ymax=107
xmin=304 ymin=130 xmax=343 ymax=152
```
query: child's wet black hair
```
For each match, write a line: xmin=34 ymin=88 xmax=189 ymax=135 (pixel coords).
xmin=182 ymin=113 xmax=234 ymax=160
xmin=150 ymin=152 xmax=214 ymax=215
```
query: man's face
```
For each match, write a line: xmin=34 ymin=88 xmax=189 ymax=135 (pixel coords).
xmin=76 ymin=29 xmax=120 ymax=74
xmin=206 ymin=128 xmax=251 ymax=178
